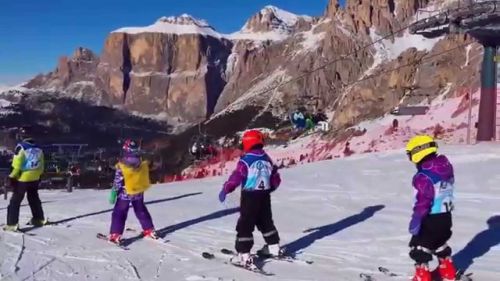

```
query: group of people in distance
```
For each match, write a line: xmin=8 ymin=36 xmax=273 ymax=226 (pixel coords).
xmin=4 ymin=128 xmax=457 ymax=281
xmin=290 ymin=107 xmax=329 ymax=133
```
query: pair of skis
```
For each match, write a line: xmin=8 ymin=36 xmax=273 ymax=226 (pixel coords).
xmin=95 ymin=231 xmax=168 ymax=251
xmin=201 ymin=248 xmax=313 ymax=276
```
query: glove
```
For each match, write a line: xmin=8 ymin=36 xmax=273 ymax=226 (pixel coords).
xmin=272 ymin=165 xmax=279 ymax=173
xmin=218 ymin=189 xmax=227 ymax=203
xmin=8 ymin=177 xmax=17 ymax=188
xmin=408 ymin=216 xmax=421 ymax=236
xmin=109 ymin=188 xmax=118 ymax=205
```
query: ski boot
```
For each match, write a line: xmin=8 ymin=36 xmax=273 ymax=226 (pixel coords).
xmin=142 ymin=229 xmax=159 ymax=240
xmin=412 ymin=264 xmax=431 ymax=281
xmin=28 ymin=218 xmax=47 ymax=227
xmin=438 ymin=257 xmax=456 ymax=281
xmin=108 ymin=233 xmax=122 ymax=245
xmin=2 ymin=224 xmax=19 ymax=232
xmin=258 ymin=244 xmax=284 ymax=257
xmin=230 ymin=252 xmax=256 ymax=269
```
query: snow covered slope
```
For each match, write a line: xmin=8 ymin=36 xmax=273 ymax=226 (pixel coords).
xmin=1 ymin=143 xmax=500 ymax=280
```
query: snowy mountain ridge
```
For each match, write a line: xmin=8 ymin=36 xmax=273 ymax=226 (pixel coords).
xmin=113 ymin=5 xmax=312 ymax=42
xmin=113 ymin=14 xmax=223 ymax=38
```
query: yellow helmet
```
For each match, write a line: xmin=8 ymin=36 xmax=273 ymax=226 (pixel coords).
xmin=406 ymin=135 xmax=438 ymax=164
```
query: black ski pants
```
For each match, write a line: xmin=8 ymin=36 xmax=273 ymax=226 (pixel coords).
xmin=235 ymin=191 xmax=280 ymax=253
xmin=409 ymin=212 xmax=452 ymax=264
xmin=7 ymin=180 xmax=45 ymax=226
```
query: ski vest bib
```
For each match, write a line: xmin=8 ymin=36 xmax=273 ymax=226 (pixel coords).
xmin=241 ymin=153 xmax=273 ymax=191
xmin=418 ymin=170 xmax=455 ymax=214
xmin=117 ymin=161 xmax=151 ymax=195
xmin=22 ymin=147 xmax=43 ymax=171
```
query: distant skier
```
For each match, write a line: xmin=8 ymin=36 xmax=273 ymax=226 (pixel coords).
xmin=405 ymin=135 xmax=456 ymax=281
xmin=218 ymin=129 xmax=282 ymax=269
xmin=290 ymin=109 xmax=306 ymax=131
xmin=4 ymin=136 xmax=46 ymax=231
xmin=107 ymin=139 xmax=158 ymax=244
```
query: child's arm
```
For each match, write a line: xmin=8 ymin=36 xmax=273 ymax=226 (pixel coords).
xmin=409 ymin=174 xmax=435 ymax=235
xmin=270 ymin=165 xmax=281 ymax=190
xmin=222 ymin=161 xmax=248 ymax=194
xmin=113 ymin=167 xmax=125 ymax=193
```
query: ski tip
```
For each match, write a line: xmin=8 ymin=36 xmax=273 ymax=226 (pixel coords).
xmin=202 ymin=252 xmax=215 ymax=259
xmin=221 ymin=248 xmax=234 ymax=255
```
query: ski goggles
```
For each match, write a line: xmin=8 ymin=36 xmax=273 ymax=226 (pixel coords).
xmin=406 ymin=141 xmax=437 ymax=160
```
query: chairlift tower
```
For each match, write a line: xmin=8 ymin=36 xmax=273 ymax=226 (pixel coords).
xmin=409 ymin=0 xmax=500 ymax=141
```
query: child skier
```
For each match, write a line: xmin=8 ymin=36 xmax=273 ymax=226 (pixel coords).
xmin=108 ymin=139 xmax=157 ymax=244
xmin=405 ymin=135 xmax=456 ymax=281
xmin=218 ymin=129 xmax=282 ymax=269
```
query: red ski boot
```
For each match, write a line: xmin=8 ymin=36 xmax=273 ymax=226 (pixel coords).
xmin=438 ymin=257 xmax=456 ymax=281
xmin=108 ymin=233 xmax=122 ymax=244
xmin=412 ymin=264 xmax=431 ymax=281
xmin=143 ymin=229 xmax=159 ymax=240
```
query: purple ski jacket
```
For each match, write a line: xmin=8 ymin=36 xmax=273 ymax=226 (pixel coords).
xmin=222 ymin=149 xmax=281 ymax=194
xmin=409 ymin=154 xmax=454 ymax=235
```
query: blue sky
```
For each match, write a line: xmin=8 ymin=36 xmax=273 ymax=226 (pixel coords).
xmin=0 ymin=0 xmax=340 ymax=85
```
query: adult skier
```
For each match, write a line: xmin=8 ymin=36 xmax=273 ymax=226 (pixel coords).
xmin=406 ymin=135 xmax=456 ymax=281
xmin=4 ymin=136 xmax=46 ymax=231
xmin=218 ymin=129 xmax=282 ymax=269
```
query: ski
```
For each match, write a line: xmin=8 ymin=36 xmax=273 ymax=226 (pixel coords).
xmin=144 ymin=236 xmax=170 ymax=244
xmin=456 ymin=269 xmax=473 ymax=281
xmin=96 ymin=233 xmax=129 ymax=250
xmin=359 ymin=273 xmax=376 ymax=281
xmin=257 ymin=248 xmax=314 ymax=265
xmin=201 ymin=251 xmax=274 ymax=276
xmin=220 ymin=248 xmax=313 ymax=265
xmin=26 ymin=220 xmax=71 ymax=228
xmin=0 ymin=224 xmax=36 ymax=236
xmin=377 ymin=266 xmax=472 ymax=281
xmin=229 ymin=260 xmax=275 ymax=276
xmin=378 ymin=267 xmax=399 ymax=277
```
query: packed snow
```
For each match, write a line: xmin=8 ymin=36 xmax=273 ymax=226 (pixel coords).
xmin=369 ymin=28 xmax=442 ymax=66
xmin=295 ymin=24 xmax=326 ymax=55
xmin=1 ymin=143 xmax=500 ymax=280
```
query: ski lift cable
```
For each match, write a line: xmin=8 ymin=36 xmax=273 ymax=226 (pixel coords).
xmin=355 ymin=40 xmax=473 ymax=86
xmin=246 ymin=8 xmax=458 ymax=101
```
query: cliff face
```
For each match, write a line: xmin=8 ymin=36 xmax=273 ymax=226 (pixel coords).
xmin=97 ymin=22 xmax=232 ymax=123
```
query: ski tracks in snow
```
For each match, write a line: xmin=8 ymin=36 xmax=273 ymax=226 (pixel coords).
xmin=126 ymin=259 xmax=142 ymax=280
xmin=13 ymin=234 xmax=25 ymax=273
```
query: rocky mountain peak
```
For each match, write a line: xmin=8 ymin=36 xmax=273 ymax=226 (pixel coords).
xmin=72 ymin=47 xmax=97 ymax=62
xmin=241 ymin=5 xmax=312 ymax=34
xmin=112 ymin=14 xmax=221 ymax=38
xmin=155 ymin=14 xmax=213 ymax=29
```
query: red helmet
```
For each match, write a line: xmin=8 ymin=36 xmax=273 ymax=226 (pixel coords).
xmin=242 ymin=130 xmax=264 ymax=152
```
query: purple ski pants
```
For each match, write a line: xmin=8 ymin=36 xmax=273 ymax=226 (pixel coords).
xmin=110 ymin=197 xmax=154 ymax=235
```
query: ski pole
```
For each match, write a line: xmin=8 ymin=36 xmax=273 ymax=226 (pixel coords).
xmin=3 ymin=178 xmax=7 ymax=200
